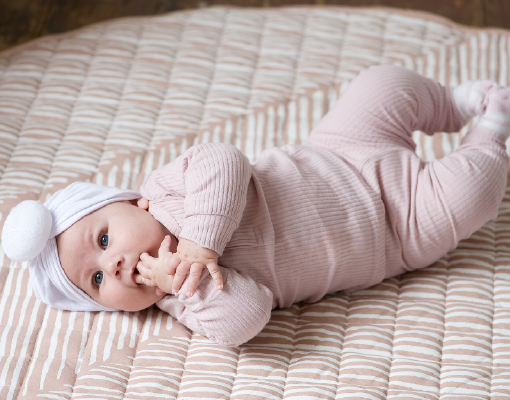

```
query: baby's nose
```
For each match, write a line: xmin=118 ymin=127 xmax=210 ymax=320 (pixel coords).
xmin=113 ymin=261 xmax=121 ymax=278
xmin=108 ymin=257 xmax=124 ymax=279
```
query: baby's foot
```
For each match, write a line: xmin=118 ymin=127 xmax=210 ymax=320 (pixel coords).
xmin=453 ymin=80 xmax=499 ymax=124
xmin=476 ymin=87 xmax=510 ymax=139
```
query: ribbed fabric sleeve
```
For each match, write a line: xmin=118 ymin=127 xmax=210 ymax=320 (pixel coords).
xmin=141 ymin=143 xmax=251 ymax=255
xmin=156 ymin=266 xmax=273 ymax=347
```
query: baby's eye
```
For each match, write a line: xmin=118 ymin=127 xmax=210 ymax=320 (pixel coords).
xmin=94 ymin=271 xmax=103 ymax=286
xmin=99 ymin=233 xmax=108 ymax=249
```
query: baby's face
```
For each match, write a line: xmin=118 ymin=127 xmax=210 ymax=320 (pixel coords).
xmin=57 ymin=200 xmax=175 ymax=311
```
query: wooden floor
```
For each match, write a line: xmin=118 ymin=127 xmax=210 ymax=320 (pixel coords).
xmin=1 ymin=0 xmax=509 ymax=52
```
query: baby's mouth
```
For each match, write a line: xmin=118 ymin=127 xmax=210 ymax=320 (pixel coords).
xmin=132 ymin=267 xmax=140 ymax=285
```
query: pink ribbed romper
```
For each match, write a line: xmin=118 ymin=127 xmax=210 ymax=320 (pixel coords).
xmin=141 ymin=65 xmax=509 ymax=346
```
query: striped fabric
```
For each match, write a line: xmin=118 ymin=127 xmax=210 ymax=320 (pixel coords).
xmin=1 ymin=5 xmax=510 ymax=399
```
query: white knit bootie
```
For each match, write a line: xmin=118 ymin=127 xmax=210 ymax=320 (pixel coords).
xmin=476 ymin=87 xmax=510 ymax=139
xmin=453 ymin=80 xmax=499 ymax=124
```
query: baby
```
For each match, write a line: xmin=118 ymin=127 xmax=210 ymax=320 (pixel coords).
xmin=2 ymin=65 xmax=510 ymax=347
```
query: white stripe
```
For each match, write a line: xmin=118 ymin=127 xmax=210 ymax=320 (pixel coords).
xmin=244 ymin=113 xmax=255 ymax=162
xmin=471 ymin=35 xmax=479 ymax=79
xmin=157 ymin=147 xmax=166 ymax=169
xmin=390 ymin=370 xmax=440 ymax=382
xmin=107 ymin=164 xmax=118 ymax=187
xmin=423 ymin=134 xmax=435 ymax=161
xmin=287 ymin=100 xmax=297 ymax=145
xmin=266 ymin=106 xmax=275 ymax=150
xmin=121 ymin=158 xmax=130 ymax=189
xmin=425 ymin=50 xmax=435 ymax=78
xmin=442 ymin=132 xmax=452 ymax=157
xmin=0 ymin=263 xmax=27 ymax=389
xmin=235 ymin=117 xmax=243 ymax=150
xmin=276 ymin=103 xmax=286 ymax=147
xmin=7 ymin=284 xmax=39 ymax=400
xmin=180 ymin=137 xmax=188 ymax=157
xmin=58 ymin=311 xmax=76 ymax=379
xmin=413 ymin=130 xmax=422 ymax=159
xmin=201 ymin=129 xmax=210 ymax=144
xmin=212 ymin=124 xmax=221 ymax=143
xmin=416 ymin=56 xmax=424 ymax=76
xmin=479 ymin=32 xmax=488 ymax=80
xmin=22 ymin=304 xmax=50 ymax=394
xmin=76 ymin=374 xmax=127 ymax=387
xmin=141 ymin=306 xmax=153 ymax=342
xmin=449 ymin=46 xmax=459 ymax=87
xmin=328 ymin=85 xmax=337 ymax=111
xmin=224 ymin=119 xmax=232 ymax=145
xmin=312 ymin=89 xmax=323 ymax=132
xmin=75 ymin=311 xmax=91 ymax=374
xmin=153 ymin=308 xmax=163 ymax=336
xmin=0 ymin=260 xmax=20 ymax=352
xmin=118 ymin=311 xmax=129 ymax=350
xmin=392 ymin=344 xmax=441 ymax=357
xmin=104 ymin=311 xmax=118 ymax=361
xmin=336 ymin=388 xmax=384 ymax=399
xmin=438 ymin=46 xmax=446 ymax=85
xmin=130 ymin=154 xmax=141 ymax=190
xmin=299 ymin=95 xmax=309 ymax=144
xmin=232 ymin=389 xmax=282 ymax=399
xmin=165 ymin=312 xmax=173 ymax=331
xmin=459 ymin=42 xmax=469 ymax=83
xmin=489 ymin=32 xmax=498 ymax=82
xmin=501 ymin=35 xmax=509 ymax=87
xmin=130 ymin=311 xmax=139 ymax=348
xmin=128 ymin=373 xmax=180 ymax=384
xmin=256 ymin=111 xmax=264 ymax=160
xmin=142 ymin=151 xmax=154 ymax=183
xmin=90 ymin=312 xmax=105 ymax=365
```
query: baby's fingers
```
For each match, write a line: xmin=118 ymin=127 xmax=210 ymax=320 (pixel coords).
xmin=158 ymin=235 xmax=171 ymax=258
xmin=171 ymin=260 xmax=192 ymax=294
xmin=139 ymin=252 xmax=156 ymax=268
xmin=184 ymin=263 xmax=206 ymax=297
xmin=135 ymin=262 xmax=155 ymax=286
xmin=207 ymin=262 xmax=223 ymax=290
xmin=164 ymin=253 xmax=181 ymax=276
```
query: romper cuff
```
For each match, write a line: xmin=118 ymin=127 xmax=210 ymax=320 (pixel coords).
xmin=180 ymin=214 xmax=238 ymax=255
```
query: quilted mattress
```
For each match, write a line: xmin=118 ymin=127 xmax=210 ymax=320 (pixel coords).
xmin=1 ymin=5 xmax=510 ymax=399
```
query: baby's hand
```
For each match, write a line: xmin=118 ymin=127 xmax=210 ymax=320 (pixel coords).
xmin=136 ymin=236 xmax=175 ymax=296
xmin=169 ymin=238 xmax=223 ymax=297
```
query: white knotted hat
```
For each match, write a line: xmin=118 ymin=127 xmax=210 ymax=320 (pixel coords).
xmin=1 ymin=182 xmax=141 ymax=312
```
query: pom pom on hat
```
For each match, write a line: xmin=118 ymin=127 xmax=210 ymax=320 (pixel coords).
xmin=2 ymin=200 xmax=52 ymax=262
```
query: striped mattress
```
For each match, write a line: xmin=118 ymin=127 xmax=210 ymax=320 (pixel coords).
xmin=1 ymin=5 xmax=510 ymax=399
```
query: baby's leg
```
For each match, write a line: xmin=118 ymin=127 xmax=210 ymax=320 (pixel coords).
xmin=381 ymin=89 xmax=510 ymax=275
xmin=309 ymin=65 xmax=492 ymax=157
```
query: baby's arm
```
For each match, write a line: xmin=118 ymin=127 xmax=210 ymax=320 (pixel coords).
xmin=155 ymin=265 xmax=273 ymax=347
xmin=141 ymin=143 xmax=252 ymax=256
xmin=135 ymin=231 xmax=273 ymax=347
xmin=137 ymin=198 xmax=223 ymax=296
xmin=140 ymin=143 xmax=252 ymax=295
